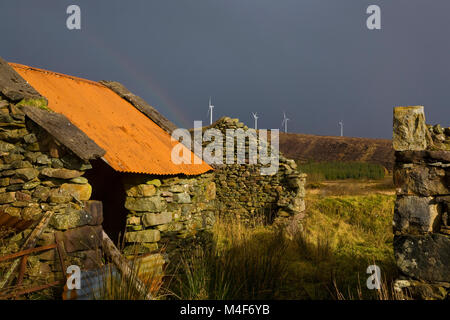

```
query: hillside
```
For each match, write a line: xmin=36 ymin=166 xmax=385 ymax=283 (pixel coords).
xmin=279 ymin=133 xmax=394 ymax=170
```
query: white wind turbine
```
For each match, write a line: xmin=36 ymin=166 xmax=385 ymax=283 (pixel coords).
xmin=207 ymin=97 xmax=214 ymax=125
xmin=281 ymin=112 xmax=289 ymax=133
xmin=339 ymin=120 xmax=344 ymax=137
xmin=252 ymin=112 xmax=259 ymax=130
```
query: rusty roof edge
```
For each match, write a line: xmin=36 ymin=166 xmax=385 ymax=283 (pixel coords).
xmin=9 ymin=62 xmax=106 ymax=88
xmin=112 ymin=167 xmax=214 ymax=176
xmin=101 ymin=154 xmax=213 ymax=176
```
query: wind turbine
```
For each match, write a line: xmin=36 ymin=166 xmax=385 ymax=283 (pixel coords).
xmin=281 ymin=112 xmax=289 ymax=133
xmin=207 ymin=97 xmax=214 ymax=125
xmin=252 ymin=112 xmax=259 ymax=130
xmin=339 ymin=120 xmax=344 ymax=137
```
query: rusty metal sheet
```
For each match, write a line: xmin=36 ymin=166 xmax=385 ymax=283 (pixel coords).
xmin=0 ymin=243 xmax=57 ymax=263
xmin=0 ymin=211 xmax=33 ymax=232
xmin=10 ymin=63 xmax=212 ymax=176
xmin=62 ymin=225 xmax=103 ymax=253
xmin=0 ymin=280 xmax=61 ymax=299
xmin=133 ymin=253 xmax=165 ymax=285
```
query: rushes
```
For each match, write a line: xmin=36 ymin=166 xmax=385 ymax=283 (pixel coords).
xmin=169 ymin=217 xmax=290 ymax=300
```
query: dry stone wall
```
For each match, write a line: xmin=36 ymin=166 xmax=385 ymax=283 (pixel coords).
xmin=0 ymin=94 xmax=103 ymax=293
xmin=122 ymin=172 xmax=216 ymax=260
xmin=392 ymin=106 xmax=450 ymax=299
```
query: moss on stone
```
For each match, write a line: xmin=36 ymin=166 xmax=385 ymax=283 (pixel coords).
xmin=16 ymin=97 xmax=50 ymax=111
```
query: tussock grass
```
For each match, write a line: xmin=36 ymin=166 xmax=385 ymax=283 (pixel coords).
xmin=168 ymin=192 xmax=398 ymax=300
xmin=168 ymin=217 xmax=290 ymax=300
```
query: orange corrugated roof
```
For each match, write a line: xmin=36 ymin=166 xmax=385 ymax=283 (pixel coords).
xmin=10 ymin=63 xmax=212 ymax=175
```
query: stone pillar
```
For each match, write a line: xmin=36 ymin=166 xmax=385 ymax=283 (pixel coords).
xmin=392 ymin=106 xmax=450 ymax=299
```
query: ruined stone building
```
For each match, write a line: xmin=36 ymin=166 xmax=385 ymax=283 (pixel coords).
xmin=192 ymin=117 xmax=306 ymax=225
xmin=0 ymin=57 xmax=305 ymax=297
xmin=393 ymin=106 xmax=449 ymax=299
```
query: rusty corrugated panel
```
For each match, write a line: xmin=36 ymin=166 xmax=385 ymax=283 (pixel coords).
xmin=133 ymin=253 xmax=165 ymax=285
xmin=10 ymin=63 xmax=212 ymax=176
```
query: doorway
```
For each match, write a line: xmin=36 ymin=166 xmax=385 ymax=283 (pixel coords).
xmin=84 ymin=159 xmax=128 ymax=245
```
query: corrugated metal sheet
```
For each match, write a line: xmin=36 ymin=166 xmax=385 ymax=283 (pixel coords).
xmin=10 ymin=63 xmax=212 ymax=175
xmin=133 ymin=253 xmax=165 ymax=285
xmin=63 ymin=264 xmax=121 ymax=300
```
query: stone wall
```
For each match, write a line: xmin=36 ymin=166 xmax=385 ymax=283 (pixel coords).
xmin=195 ymin=117 xmax=306 ymax=225
xmin=392 ymin=106 xmax=450 ymax=299
xmin=122 ymin=172 xmax=216 ymax=260
xmin=0 ymin=94 xmax=103 ymax=293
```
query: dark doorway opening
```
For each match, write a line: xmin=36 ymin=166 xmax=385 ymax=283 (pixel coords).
xmin=84 ymin=159 xmax=127 ymax=245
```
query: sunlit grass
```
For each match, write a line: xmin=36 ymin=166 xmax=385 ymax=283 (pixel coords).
xmin=167 ymin=191 xmax=398 ymax=300
xmin=289 ymin=193 xmax=398 ymax=299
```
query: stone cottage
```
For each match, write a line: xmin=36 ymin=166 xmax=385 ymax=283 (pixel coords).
xmin=0 ymin=57 xmax=215 ymax=292
xmin=0 ymin=57 xmax=306 ymax=297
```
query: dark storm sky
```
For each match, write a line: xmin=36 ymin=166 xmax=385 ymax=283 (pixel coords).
xmin=1 ymin=1 xmax=449 ymax=138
